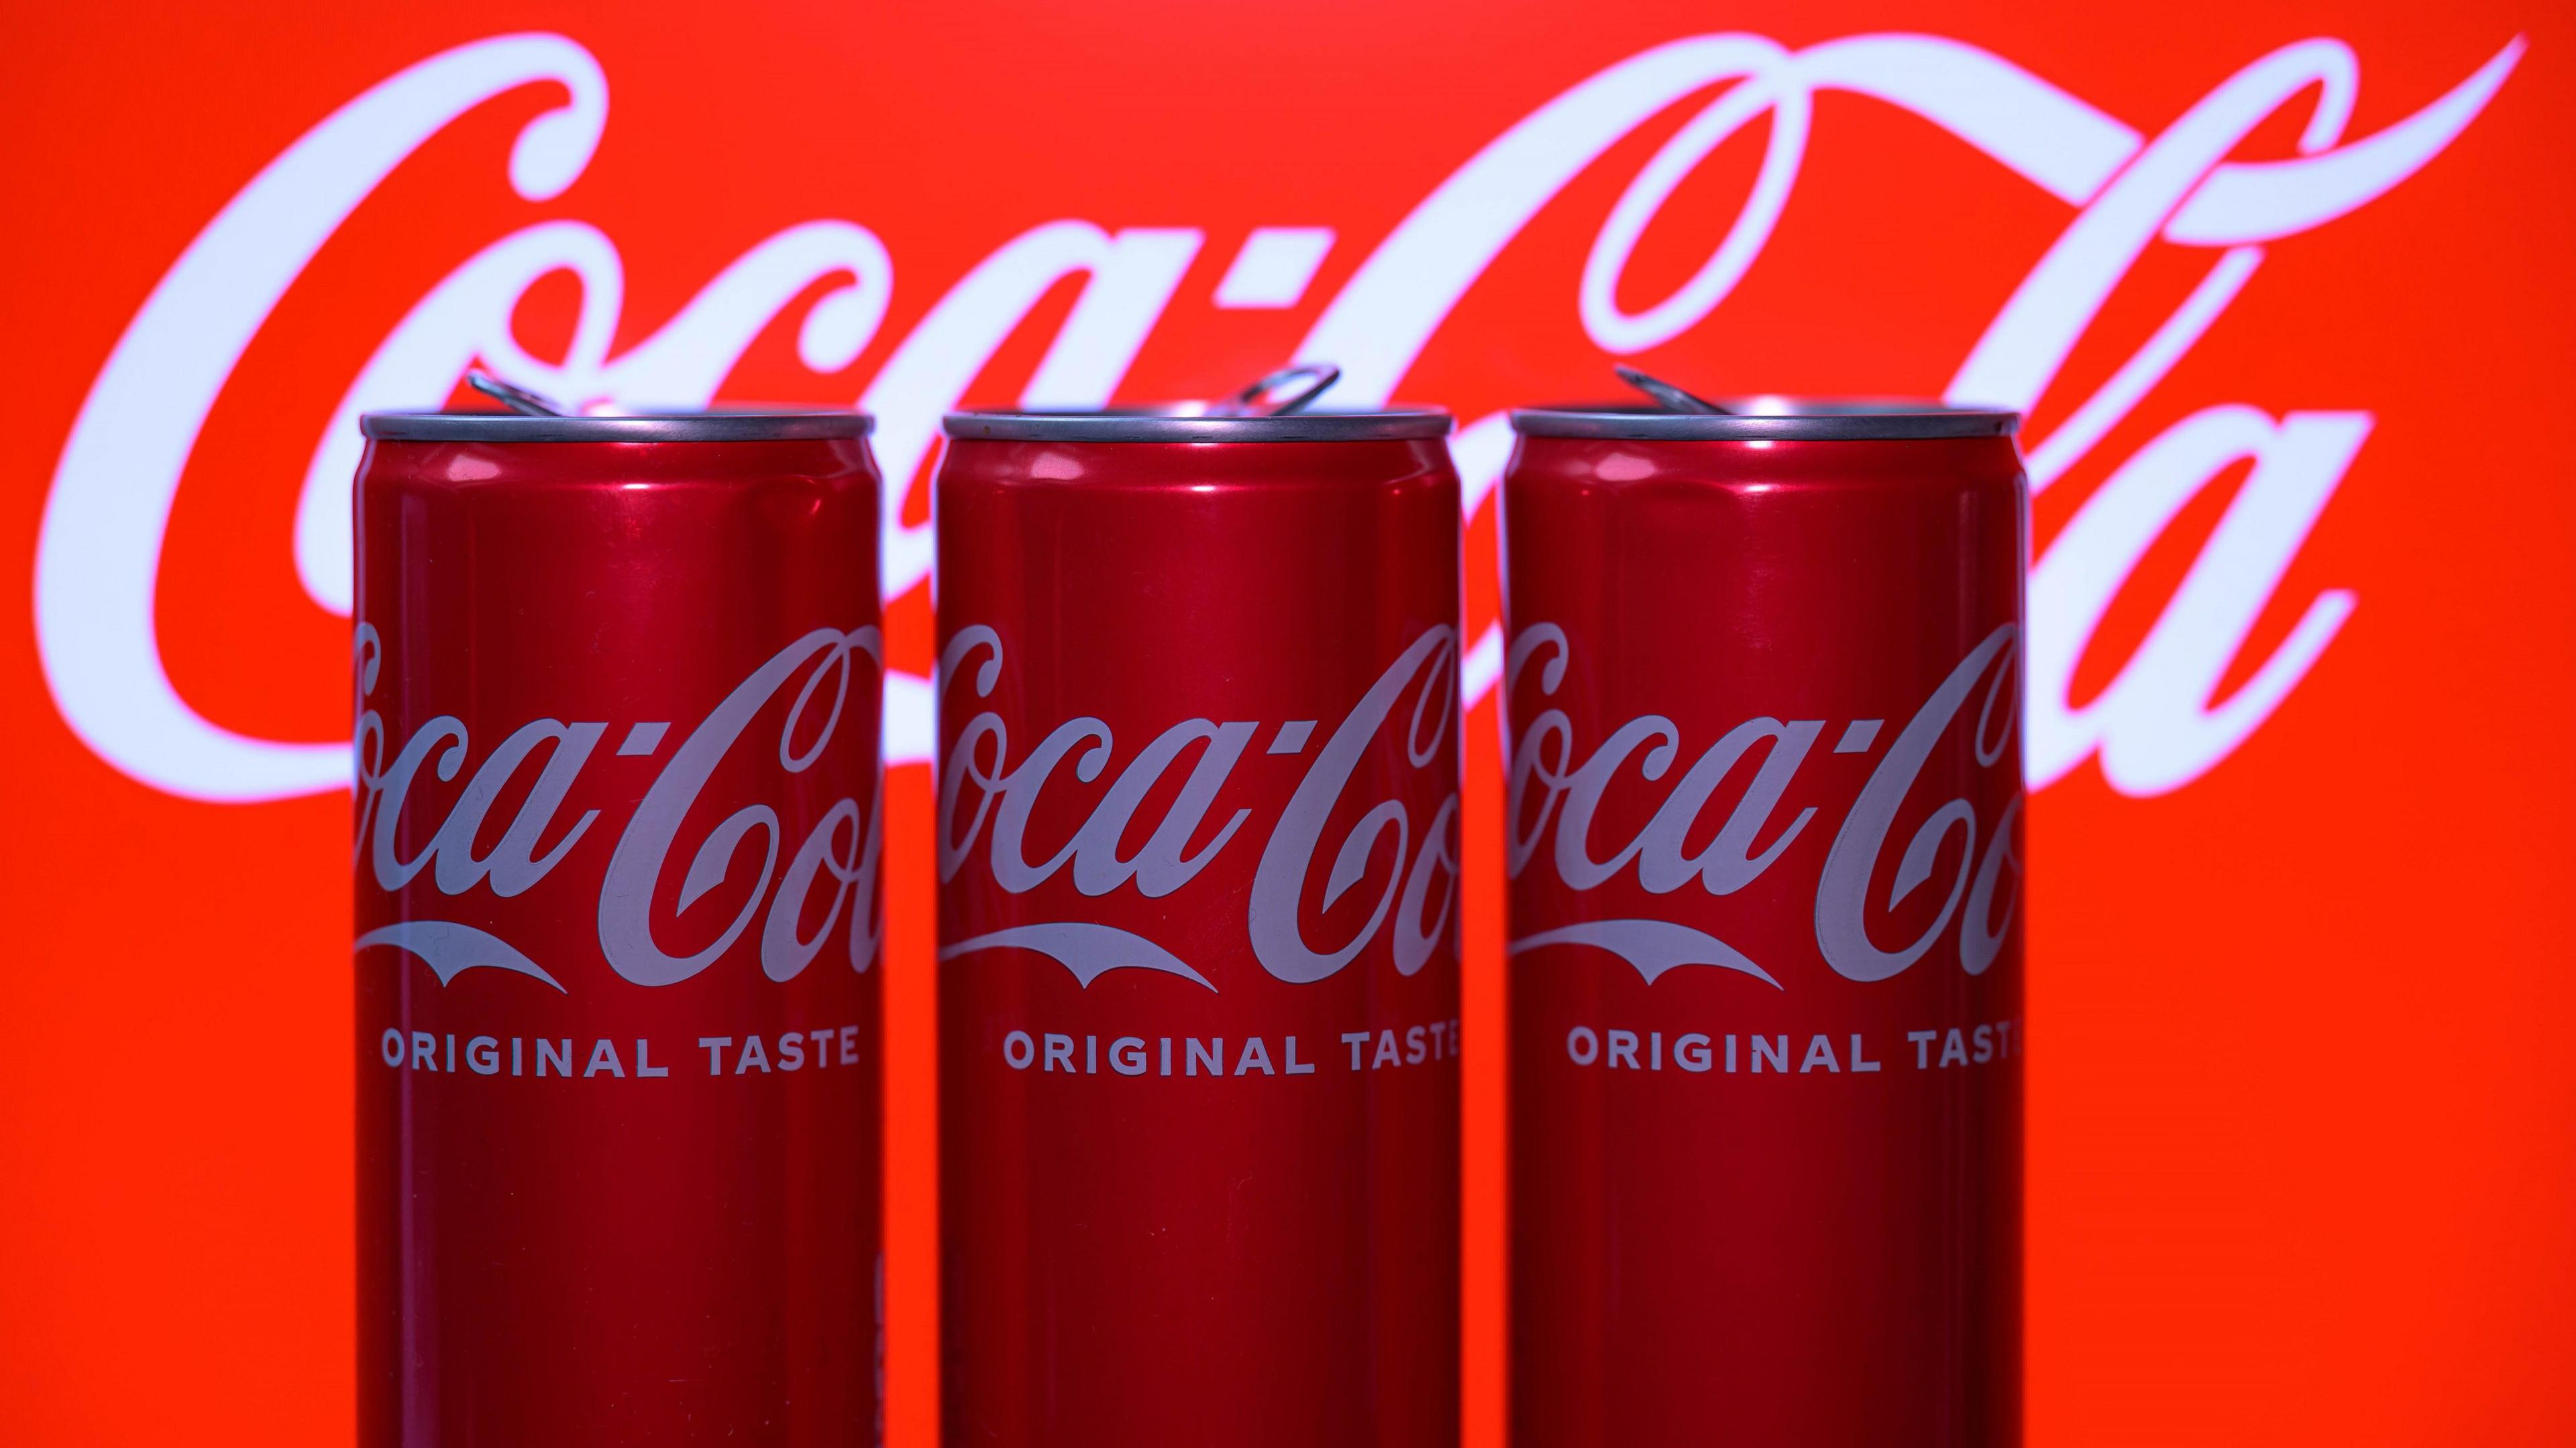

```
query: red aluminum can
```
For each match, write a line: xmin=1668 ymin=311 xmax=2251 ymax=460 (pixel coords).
xmin=933 ymin=405 xmax=1464 ymax=1447
xmin=1501 ymin=401 xmax=2027 ymax=1447
xmin=353 ymin=408 xmax=885 ymax=1446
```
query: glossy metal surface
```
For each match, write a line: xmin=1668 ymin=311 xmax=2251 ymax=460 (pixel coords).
xmin=1512 ymin=400 xmax=2019 ymax=441
xmin=354 ymin=429 xmax=884 ymax=1445
xmin=361 ymin=408 xmax=875 ymax=442
xmin=1502 ymin=427 xmax=2027 ymax=1447
xmin=940 ymin=406 xmax=1450 ymax=443
xmin=934 ymin=432 xmax=1463 ymax=1447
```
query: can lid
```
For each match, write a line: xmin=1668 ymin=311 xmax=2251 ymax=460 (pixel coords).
xmin=1510 ymin=399 xmax=2019 ymax=441
xmin=360 ymin=409 xmax=875 ymax=443
xmin=941 ymin=408 xmax=1454 ymax=443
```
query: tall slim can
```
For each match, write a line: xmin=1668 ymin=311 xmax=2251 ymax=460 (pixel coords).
xmin=354 ymin=407 xmax=885 ymax=1445
xmin=934 ymin=404 xmax=1464 ymax=1447
xmin=1503 ymin=399 xmax=2027 ymax=1447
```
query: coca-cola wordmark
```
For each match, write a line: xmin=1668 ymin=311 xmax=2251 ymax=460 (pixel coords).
xmin=1504 ymin=622 xmax=2021 ymax=989
xmin=937 ymin=624 xmax=1461 ymax=991
xmin=30 ymin=27 xmax=2520 ymax=801
xmin=354 ymin=624 xmax=888 ymax=992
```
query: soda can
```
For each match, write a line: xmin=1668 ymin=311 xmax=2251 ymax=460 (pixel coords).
xmin=1502 ymin=396 xmax=2026 ymax=1445
xmin=354 ymin=406 xmax=885 ymax=1445
xmin=934 ymin=398 xmax=1463 ymax=1446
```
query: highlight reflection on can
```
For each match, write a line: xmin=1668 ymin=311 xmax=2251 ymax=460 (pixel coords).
xmin=354 ymin=405 xmax=885 ymax=1446
xmin=934 ymin=400 xmax=1464 ymax=1447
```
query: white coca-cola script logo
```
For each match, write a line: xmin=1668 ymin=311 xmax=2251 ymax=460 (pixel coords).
xmin=354 ymin=624 xmax=886 ymax=990
xmin=31 ymin=30 xmax=2521 ymax=803
xmin=1507 ymin=624 xmax=2021 ymax=989
xmin=936 ymin=626 xmax=1460 ymax=991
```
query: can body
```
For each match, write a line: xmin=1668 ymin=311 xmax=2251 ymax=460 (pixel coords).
xmin=354 ymin=416 xmax=884 ymax=1446
xmin=1503 ymin=410 xmax=2026 ymax=1446
xmin=934 ymin=415 xmax=1463 ymax=1447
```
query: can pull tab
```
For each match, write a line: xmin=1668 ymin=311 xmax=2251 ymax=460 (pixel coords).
xmin=468 ymin=371 xmax=570 ymax=418
xmin=1215 ymin=363 xmax=1342 ymax=418
xmin=1615 ymin=366 xmax=1734 ymax=416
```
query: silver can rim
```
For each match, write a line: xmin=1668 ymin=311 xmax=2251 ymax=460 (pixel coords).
xmin=1511 ymin=401 xmax=2020 ymax=441
xmin=360 ymin=410 xmax=876 ymax=443
xmin=941 ymin=408 xmax=1454 ymax=443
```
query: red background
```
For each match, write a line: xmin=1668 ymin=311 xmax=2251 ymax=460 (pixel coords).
xmin=3 ymin=2 xmax=2571 ymax=1443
